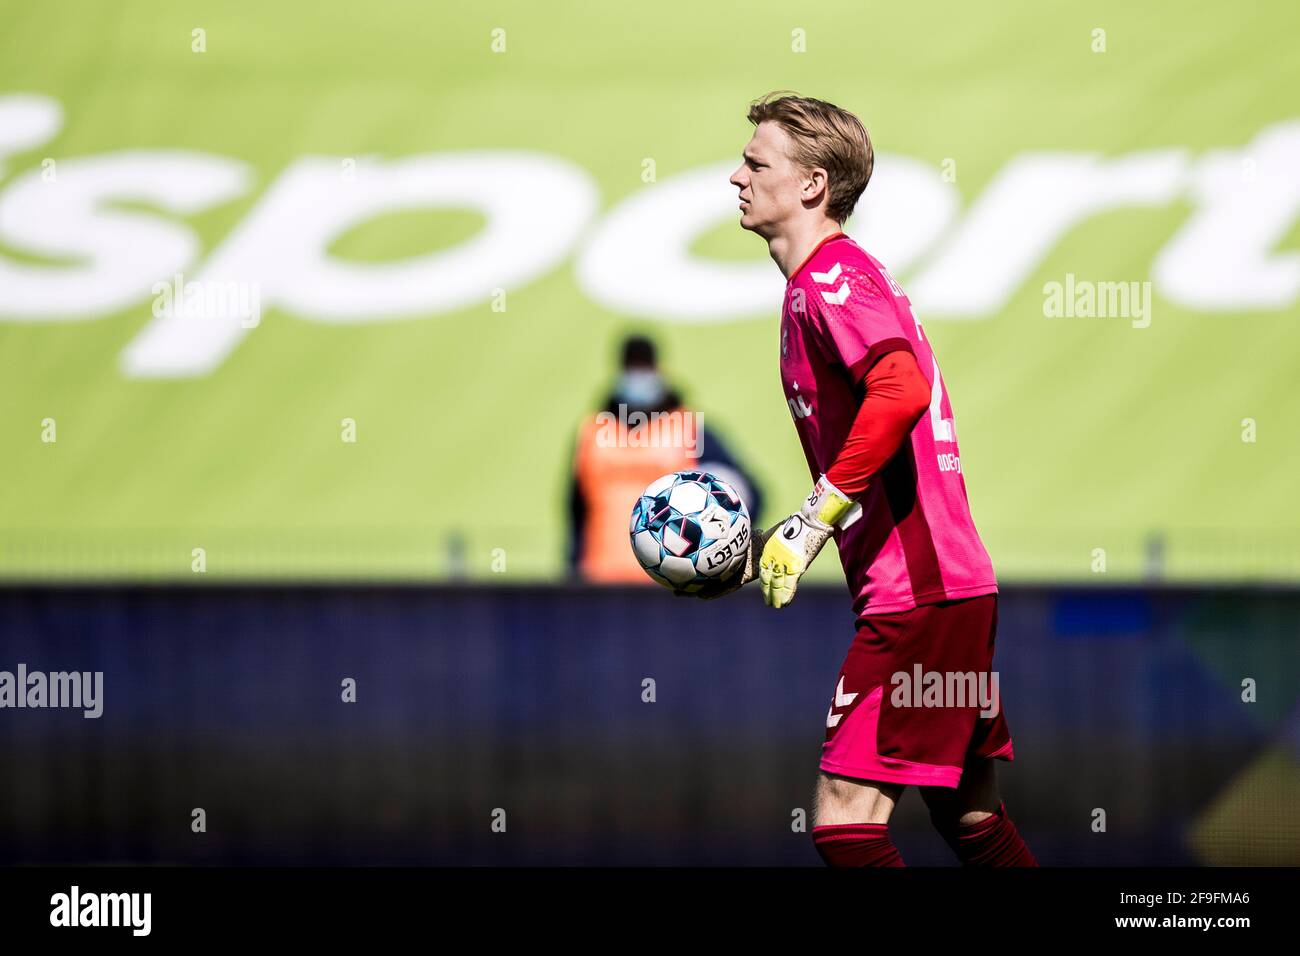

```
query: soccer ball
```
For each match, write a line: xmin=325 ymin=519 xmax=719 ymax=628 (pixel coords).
xmin=629 ymin=471 xmax=751 ymax=594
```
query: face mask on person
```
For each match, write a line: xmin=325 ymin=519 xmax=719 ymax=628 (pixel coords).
xmin=614 ymin=368 xmax=667 ymax=407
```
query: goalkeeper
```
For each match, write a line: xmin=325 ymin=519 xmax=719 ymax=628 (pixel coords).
xmin=715 ymin=91 xmax=1036 ymax=868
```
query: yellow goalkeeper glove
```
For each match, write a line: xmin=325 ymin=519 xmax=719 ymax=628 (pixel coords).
xmin=759 ymin=475 xmax=858 ymax=609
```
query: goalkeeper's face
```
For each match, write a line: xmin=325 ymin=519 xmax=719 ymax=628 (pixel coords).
xmin=730 ymin=121 xmax=811 ymax=239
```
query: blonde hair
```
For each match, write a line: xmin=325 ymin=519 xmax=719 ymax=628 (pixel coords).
xmin=746 ymin=91 xmax=874 ymax=224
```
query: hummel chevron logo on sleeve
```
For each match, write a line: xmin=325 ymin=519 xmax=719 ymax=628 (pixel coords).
xmin=811 ymin=262 xmax=850 ymax=305
xmin=810 ymin=262 xmax=841 ymax=284
xmin=820 ymin=283 xmax=851 ymax=305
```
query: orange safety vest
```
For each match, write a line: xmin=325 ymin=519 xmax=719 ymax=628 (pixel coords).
xmin=573 ymin=407 xmax=699 ymax=583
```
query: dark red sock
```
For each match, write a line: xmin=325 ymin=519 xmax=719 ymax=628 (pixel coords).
xmin=812 ymin=823 xmax=905 ymax=867
xmin=933 ymin=802 xmax=1037 ymax=867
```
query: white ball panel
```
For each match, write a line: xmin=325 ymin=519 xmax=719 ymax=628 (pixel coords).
xmin=657 ymin=555 xmax=698 ymax=586
xmin=667 ymin=480 xmax=708 ymax=515
xmin=632 ymin=529 xmax=662 ymax=569
xmin=696 ymin=503 xmax=731 ymax=541
xmin=644 ymin=472 xmax=677 ymax=498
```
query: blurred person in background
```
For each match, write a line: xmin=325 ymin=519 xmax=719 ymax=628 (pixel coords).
xmin=567 ymin=334 xmax=764 ymax=583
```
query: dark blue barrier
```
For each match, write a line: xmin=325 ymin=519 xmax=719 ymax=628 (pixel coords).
xmin=0 ymin=584 xmax=1296 ymax=865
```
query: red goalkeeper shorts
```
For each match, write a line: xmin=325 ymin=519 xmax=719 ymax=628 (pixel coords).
xmin=819 ymin=593 xmax=1013 ymax=789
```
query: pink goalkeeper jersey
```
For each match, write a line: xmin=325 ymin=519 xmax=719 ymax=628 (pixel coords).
xmin=779 ymin=232 xmax=997 ymax=617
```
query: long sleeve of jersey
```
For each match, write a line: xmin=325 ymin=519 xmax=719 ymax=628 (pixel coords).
xmin=824 ymin=349 xmax=931 ymax=498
